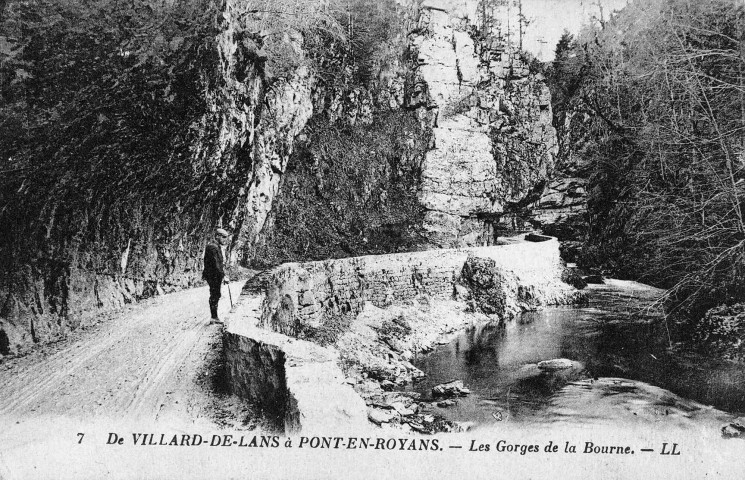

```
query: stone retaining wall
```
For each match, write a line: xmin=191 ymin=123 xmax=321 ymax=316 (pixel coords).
xmin=259 ymin=236 xmax=565 ymax=336
xmin=224 ymin=295 xmax=369 ymax=433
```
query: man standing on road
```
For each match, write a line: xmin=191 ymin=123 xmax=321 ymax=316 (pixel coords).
xmin=203 ymin=228 xmax=230 ymax=322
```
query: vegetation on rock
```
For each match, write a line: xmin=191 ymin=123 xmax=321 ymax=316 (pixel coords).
xmin=544 ymin=0 xmax=745 ymax=320
xmin=692 ymin=303 xmax=745 ymax=362
xmin=251 ymin=111 xmax=428 ymax=267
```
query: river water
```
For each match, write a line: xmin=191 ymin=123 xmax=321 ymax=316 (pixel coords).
xmin=410 ymin=279 xmax=744 ymax=428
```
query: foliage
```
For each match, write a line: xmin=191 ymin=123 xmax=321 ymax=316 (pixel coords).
xmin=236 ymin=0 xmax=403 ymax=88
xmin=304 ymin=0 xmax=407 ymax=105
xmin=476 ymin=0 xmax=530 ymax=49
xmin=692 ymin=303 xmax=745 ymax=361
xmin=227 ymin=0 xmax=344 ymax=83
xmin=545 ymin=0 xmax=745 ymax=317
xmin=545 ymin=30 xmax=585 ymax=123
xmin=296 ymin=312 xmax=354 ymax=347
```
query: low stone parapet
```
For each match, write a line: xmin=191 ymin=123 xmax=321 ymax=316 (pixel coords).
xmin=257 ymin=236 xmax=570 ymax=336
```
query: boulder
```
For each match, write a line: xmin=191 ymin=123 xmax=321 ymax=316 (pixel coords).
xmin=459 ymin=255 xmax=508 ymax=315
xmin=537 ymin=358 xmax=580 ymax=372
xmin=561 ymin=268 xmax=588 ymax=289
xmin=380 ymin=380 xmax=397 ymax=391
xmin=432 ymin=380 xmax=470 ymax=398
xmin=368 ymin=408 xmax=395 ymax=425
xmin=722 ymin=418 xmax=745 ymax=439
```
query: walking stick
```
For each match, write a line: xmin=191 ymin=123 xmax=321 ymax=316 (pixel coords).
xmin=227 ymin=282 xmax=234 ymax=309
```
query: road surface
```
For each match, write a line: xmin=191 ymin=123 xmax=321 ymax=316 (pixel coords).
xmin=0 ymin=281 xmax=256 ymax=429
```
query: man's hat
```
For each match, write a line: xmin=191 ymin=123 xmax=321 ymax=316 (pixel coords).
xmin=216 ymin=228 xmax=230 ymax=238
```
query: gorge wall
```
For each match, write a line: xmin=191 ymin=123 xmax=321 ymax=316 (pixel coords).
xmin=0 ymin=0 xmax=560 ymax=356
xmin=252 ymin=0 xmax=559 ymax=266
xmin=412 ymin=0 xmax=557 ymax=247
xmin=0 ymin=0 xmax=318 ymax=355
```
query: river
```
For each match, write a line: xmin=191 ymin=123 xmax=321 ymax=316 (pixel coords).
xmin=410 ymin=279 xmax=743 ymax=429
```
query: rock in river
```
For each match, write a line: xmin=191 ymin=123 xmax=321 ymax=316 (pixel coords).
xmin=722 ymin=418 xmax=745 ymax=439
xmin=537 ymin=358 xmax=581 ymax=372
xmin=432 ymin=380 xmax=470 ymax=398
xmin=368 ymin=408 xmax=395 ymax=425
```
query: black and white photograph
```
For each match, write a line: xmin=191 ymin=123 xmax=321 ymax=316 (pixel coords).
xmin=0 ymin=0 xmax=744 ymax=478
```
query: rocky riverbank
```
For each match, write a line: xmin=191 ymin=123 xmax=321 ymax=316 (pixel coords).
xmin=332 ymin=257 xmax=584 ymax=433
xmin=336 ymin=299 xmax=489 ymax=433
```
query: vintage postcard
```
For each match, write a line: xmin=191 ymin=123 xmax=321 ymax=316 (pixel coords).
xmin=1 ymin=0 xmax=743 ymax=478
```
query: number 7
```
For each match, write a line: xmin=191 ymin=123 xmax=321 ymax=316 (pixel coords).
xmin=77 ymin=433 xmax=84 ymax=444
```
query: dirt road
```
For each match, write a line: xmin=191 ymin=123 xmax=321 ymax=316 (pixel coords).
xmin=0 ymin=281 xmax=253 ymax=428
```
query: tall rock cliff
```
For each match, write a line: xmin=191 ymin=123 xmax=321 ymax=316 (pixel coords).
xmin=0 ymin=0 xmax=559 ymax=355
xmin=526 ymin=106 xmax=593 ymax=261
xmin=253 ymin=0 xmax=560 ymax=263
xmin=409 ymin=0 xmax=557 ymax=247
xmin=0 ymin=0 xmax=318 ymax=355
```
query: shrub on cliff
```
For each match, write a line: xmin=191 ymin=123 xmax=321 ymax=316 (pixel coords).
xmin=378 ymin=315 xmax=412 ymax=352
xmin=251 ymin=111 xmax=428 ymax=267
xmin=692 ymin=304 xmax=745 ymax=362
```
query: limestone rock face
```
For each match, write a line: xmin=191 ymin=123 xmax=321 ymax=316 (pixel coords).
xmin=529 ymin=177 xmax=588 ymax=241
xmin=0 ymin=0 xmax=561 ymax=356
xmin=0 ymin=0 xmax=316 ymax=356
xmin=229 ymin=65 xmax=314 ymax=264
xmin=200 ymin=0 xmax=263 ymax=171
xmin=527 ymin=111 xmax=593 ymax=257
xmin=408 ymin=1 xmax=558 ymax=247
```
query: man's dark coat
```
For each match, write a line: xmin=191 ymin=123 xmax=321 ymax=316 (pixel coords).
xmin=203 ymin=242 xmax=225 ymax=319
xmin=203 ymin=242 xmax=225 ymax=285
